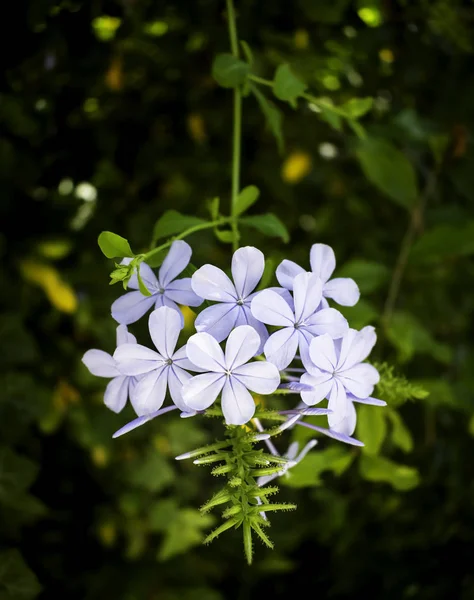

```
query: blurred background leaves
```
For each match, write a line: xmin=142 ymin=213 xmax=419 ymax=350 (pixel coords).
xmin=1 ymin=0 xmax=474 ymax=598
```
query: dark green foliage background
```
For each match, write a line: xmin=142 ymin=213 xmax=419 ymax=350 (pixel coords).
xmin=1 ymin=1 xmax=474 ymax=598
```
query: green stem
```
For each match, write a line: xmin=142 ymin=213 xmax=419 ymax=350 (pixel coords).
xmin=145 ymin=217 xmax=231 ymax=261
xmin=226 ymin=0 xmax=242 ymax=251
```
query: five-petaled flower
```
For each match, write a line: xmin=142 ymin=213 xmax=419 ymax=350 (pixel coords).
xmin=82 ymin=325 xmax=139 ymax=413
xmin=251 ymin=272 xmax=348 ymax=370
xmin=300 ymin=327 xmax=382 ymax=435
xmin=114 ymin=306 xmax=198 ymax=416
xmin=276 ymin=243 xmax=360 ymax=307
xmin=111 ymin=240 xmax=202 ymax=326
xmin=191 ymin=246 xmax=269 ymax=348
xmin=182 ymin=325 xmax=280 ymax=425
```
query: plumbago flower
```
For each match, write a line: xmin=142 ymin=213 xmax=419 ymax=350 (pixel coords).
xmin=114 ymin=306 xmax=198 ymax=416
xmin=250 ymin=271 xmax=348 ymax=370
xmin=182 ymin=325 xmax=280 ymax=425
xmin=191 ymin=246 xmax=269 ymax=347
xmin=276 ymin=243 xmax=359 ymax=307
xmin=112 ymin=240 xmax=202 ymax=325
xmin=300 ymin=327 xmax=385 ymax=436
xmin=82 ymin=325 xmax=139 ymax=413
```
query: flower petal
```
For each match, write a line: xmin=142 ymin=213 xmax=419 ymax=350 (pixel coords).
xmin=116 ymin=324 xmax=137 ymax=346
xmin=167 ymin=365 xmax=193 ymax=412
xmin=158 ymin=240 xmax=192 ymax=288
xmin=231 ymin=246 xmax=264 ymax=299
xmin=181 ymin=372 xmax=225 ymax=410
xmin=235 ymin=305 xmax=269 ymax=353
xmin=221 ymin=377 xmax=256 ymax=425
xmin=330 ymin=399 xmax=357 ymax=436
xmin=111 ymin=291 xmax=157 ymax=325
xmin=300 ymin=371 xmax=333 ymax=405
xmin=308 ymin=333 xmax=337 ymax=372
xmin=351 ymin=395 xmax=386 ymax=406
xmin=264 ymin=327 xmax=299 ymax=370
xmin=232 ymin=361 xmax=280 ymax=394
xmin=114 ymin=343 xmax=164 ymax=375
xmin=191 ymin=265 xmax=237 ymax=302
xmin=337 ymin=327 xmax=377 ymax=371
xmin=127 ymin=261 xmax=159 ymax=292
xmin=309 ymin=243 xmax=336 ymax=283
xmin=250 ymin=290 xmax=295 ymax=327
xmin=293 ymin=272 xmax=323 ymax=323
xmin=171 ymin=346 xmax=206 ymax=372
xmin=225 ymin=325 xmax=260 ymax=370
xmin=165 ymin=278 xmax=203 ymax=307
xmin=154 ymin=295 xmax=184 ymax=327
xmin=275 ymin=259 xmax=306 ymax=290
xmin=104 ymin=375 xmax=129 ymax=413
xmin=112 ymin=406 xmax=178 ymax=438
xmin=324 ymin=277 xmax=360 ymax=306
xmin=327 ymin=379 xmax=348 ymax=426
xmin=338 ymin=363 xmax=380 ymax=398
xmin=185 ymin=332 xmax=226 ymax=372
xmin=131 ymin=366 xmax=168 ymax=416
xmin=149 ymin=306 xmax=182 ymax=358
xmin=194 ymin=303 xmax=238 ymax=342
xmin=305 ymin=307 xmax=348 ymax=338
xmin=82 ymin=349 xmax=120 ymax=377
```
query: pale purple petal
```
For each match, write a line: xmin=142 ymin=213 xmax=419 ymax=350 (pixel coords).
xmin=305 ymin=307 xmax=348 ymax=338
xmin=225 ymin=325 xmax=260 ymax=370
xmin=82 ymin=349 xmax=120 ymax=377
xmin=165 ymin=278 xmax=203 ymax=307
xmin=297 ymin=329 xmax=314 ymax=372
xmin=167 ymin=365 xmax=193 ymax=412
xmin=158 ymin=240 xmax=192 ymax=288
xmin=127 ymin=261 xmax=159 ymax=292
xmin=104 ymin=375 xmax=129 ymax=413
xmin=149 ymin=306 xmax=182 ymax=359
xmin=351 ymin=395 xmax=386 ymax=406
xmin=324 ymin=277 xmax=360 ymax=306
xmin=336 ymin=327 xmax=377 ymax=371
xmin=112 ymin=406 xmax=178 ymax=438
xmin=194 ymin=303 xmax=239 ymax=342
xmin=185 ymin=332 xmax=226 ymax=372
xmin=154 ymin=295 xmax=184 ymax=327
xmin=221 ymin=377 xmax=256 ymax=425
xmin=116 ymin=324 xmax=137 ymax=346
xmin=327 ymin=379 xmax=348 ymax=426
xmin=293 ymin=272 xmax=323 ymax=323
xmin=181 ymin=372 xmax=225 ymax=410
xmin=338 ymin=363 xmax=380 ymax=398
xmin=330 ymin=400 xmax=357 ymax=436
xmin=275 ymin=259 xmax=306 ymax=290
xmin=111 ymin=291 xmax=157 ymax=325
xmin=296 ymin=422 xmax=363 ymax=447
xmin=265 ymin=287 xmax=295 ymax=311
xmin=231 ymin=246 xmax=264 ymax=299
xmin=191 ymin=265 xmax=237 ymax=302
xmin=250 ymin=290 xmax=295 ymax=327
xmin=264 ymin=327 xmax=299 ymax=370
xmin=232 ymin=361 xmax=280 ymax=394
xmin=130 ymin=366 xmax=168 ymax=416
xmin=114 ymin=343 xmax=164 ymax=376
xmin=309 ymin=244 xmax=336 ymax=283
xmin=171 ymin=346 xmax=206 ymax=372
xmin=308 ymin=334 xmax=337 ymax=372
xmin=234 ymin=306 xmax=269 ymax=353
xmin=300 ymin=371 xmax=334 ymax=406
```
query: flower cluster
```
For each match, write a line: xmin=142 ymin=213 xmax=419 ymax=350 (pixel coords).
xmin=83 ymin=241 xmax=386 ymax=445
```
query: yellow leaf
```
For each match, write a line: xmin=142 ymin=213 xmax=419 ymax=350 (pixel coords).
xmin=105 ymin=56 xmax=123 ymax=91
xmin=181 ymin=305 xmax=196 ymax=330
xmin=187 ymin=113 xmax=207 ymax=144
xmin=282 ymin=151 xmax=312 ymax=183
xmin=20 ymin=260 xmax=78 ymax=313
xmin=91 ymin=445 xmax=109 ymax=468
xmin=98 ymin=522 xmax=117 ymax=547
xmin=294 ymin=29 xmax=309 ymax=50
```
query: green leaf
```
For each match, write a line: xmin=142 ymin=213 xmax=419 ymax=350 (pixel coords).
xmin=158 ymin=509 xmax=214 ymax=561
xmin=145 ymin=248 xmax=168 ymax=268
xmin=338 ymin=299 xmax=378 ymax=330
xmin=409 ymin=221 xmax=474 ymax=264
xmin=0 ymin=447 xmax=38 ymax=499
xmin=359 ymin=455 xmax=420 ymax=491
xmin=273 ymin=64 xmax=307 ymax=106
xmin=342 ymin=97 xmax=373 ymax=118
xmin=240 ymin=213 xmax=289 ymax=243
xmin=338 ymin=259 xmax=390 ymax=294
xmin=123 ymin=450 xmax=174 ymax=492
xmin=207 ymin=197 xmax=220 ymax=221
xmin=251 ymin=86 xmax=284 ymax=153
xmin=136 ymin=266 xmax=152 ymax=296
xmin=152 ymin=210 xmax=207 ymax=244
xmin=357 ymin=405 xmax=387 ymax=455
xmin=284 ymin=446 xmax=353 ymax=488
xmin=355 ymin=138 xmax=419 ymax=209
xmin=388 ymin=410 xmax=413 ymax=453
xmin=214 ymin=229 xmax=235 ymax=244
xmin=98 ymin=232 xmax=133 ymax=259
xmin=212 ymin=53 xmax=250 ymax=88
xmin=235 ymin=185 xmax=260 ymax=216
xmin=318 ymin=104 xmax=342 ymax=131
xmin=0 ymin=550 xmax=41 ymax=599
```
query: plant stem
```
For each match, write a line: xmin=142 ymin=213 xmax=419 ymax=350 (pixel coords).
xmin=226 ymin=0 xmax=242 ymax=251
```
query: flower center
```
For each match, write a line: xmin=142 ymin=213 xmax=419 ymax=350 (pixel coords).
xmin=236 ymin=298 xmax=245 ymax=306
xmin=224 ymin=369 xmax=232 ymax=376
xmin=165 ymin=358 xmax=173 ymax=366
